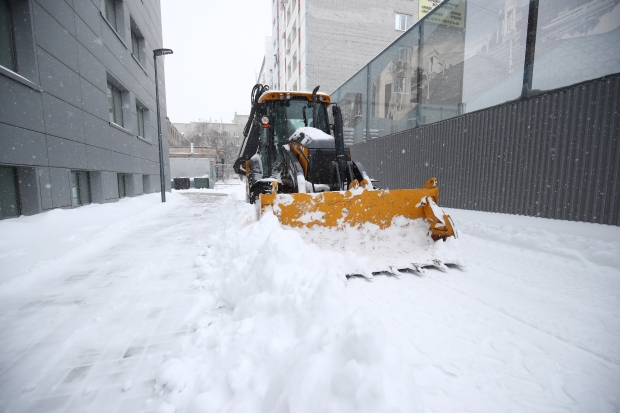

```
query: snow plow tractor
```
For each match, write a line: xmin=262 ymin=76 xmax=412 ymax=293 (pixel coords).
xmin=234 ymin=84 xmax=459 ymax=275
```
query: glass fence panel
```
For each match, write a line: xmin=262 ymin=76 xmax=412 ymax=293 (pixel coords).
xmin=418 ymin=0 xmax=467 ymax=125
xmin=532 ymin=0 xmax=620 ymax=91
xmin=368 ymin=26 xmax=421 ymax=138
xmin=332 ymin=0 xmax=617 ymax=138
xmin=336 ymin=66 xmax=368 ymax=146
xmin=462 ymin=0 xmax=529 ymax=112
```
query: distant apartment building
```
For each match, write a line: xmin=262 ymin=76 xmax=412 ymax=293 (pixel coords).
xmin=174 ymin=113 xmax=249 ymax=150
xmin=0 ymin=0 xmax=170 ymax=220
xmin=257 ymin=36 xmax=274 ymax=87
xmin=167 ymin=117 xmax=186 ymax=147
xmin=169 ymin=114 xmax=249 ymax=181
xmin=265 ymin=0 xmax=428 ymax=93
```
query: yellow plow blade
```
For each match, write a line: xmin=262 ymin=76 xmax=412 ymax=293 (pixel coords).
xmin=259 ymin=178 xmax=456 ymax=241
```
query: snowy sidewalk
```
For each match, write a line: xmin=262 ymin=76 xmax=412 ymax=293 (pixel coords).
xmin=0 ymin=189 xmax=235 ymax=413
xmin=0 ymin=184 xmax=619 ymax=413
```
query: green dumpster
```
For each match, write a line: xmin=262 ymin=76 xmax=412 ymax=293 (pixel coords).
xmin=194 ymin=178 xmax=209 ymax=189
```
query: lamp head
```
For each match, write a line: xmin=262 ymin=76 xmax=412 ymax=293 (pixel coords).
xmin=154 ymin=48 xmax=173 ymax=57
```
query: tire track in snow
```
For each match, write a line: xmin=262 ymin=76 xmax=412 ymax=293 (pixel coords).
xmin=425 ymin=272 xmax=620 ymax=366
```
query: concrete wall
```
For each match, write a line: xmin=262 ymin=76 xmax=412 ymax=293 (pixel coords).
xmin=0 ymin=0 xmax=170 ymax=218
xmin=170 ymin=158 xmax=211 ymax=179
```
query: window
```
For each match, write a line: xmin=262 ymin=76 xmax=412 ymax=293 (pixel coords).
xmin=0 ymin=165 xmax=19 ymax=219
xmin=130 ymin=17 xmax=145 ymax=65
xmin=397 ymin=46 xmax=412 ymax=63
xmin=131 ymin=29 xmax=140 ymax=57
xmin=395 ymin=13 xmax=412 ymax=31
xmin=136 ymin=104 xmax=145 ymax=138
xmin=117 ymin=173 xmax=126 ymax=198
xmin=0 ymin=0 xmax=37 ymax=82
xmin=107 ymin=82 xmax=123 ymax=126
xmin=0 ymin=0 xmax=16 ymax=71
xmin=103 ymin=0 xmax=117 ymax=30
xmin=70 ymin=171 xmax=91 ymax=207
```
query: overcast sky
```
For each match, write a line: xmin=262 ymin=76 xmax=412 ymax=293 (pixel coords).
xmin=160 ymin=0 xmax=272 ymax=124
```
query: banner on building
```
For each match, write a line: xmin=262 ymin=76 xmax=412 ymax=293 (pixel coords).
xmin=419 ymin=0 xmax=465 ymax=28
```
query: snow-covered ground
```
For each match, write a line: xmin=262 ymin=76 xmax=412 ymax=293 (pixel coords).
xmin=0 ymin=183 xmax=618 ymax=413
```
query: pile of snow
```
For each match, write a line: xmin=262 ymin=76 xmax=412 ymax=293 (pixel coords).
xmin=452 ymin=209 xmax=620 ymax=270
xmin=289 ymin=127 xmax=334 ymax=148
xmin=288 ymin=216 xmax=462 ymax=274
xmin=154 ymin=197 xmax=420 ymax=412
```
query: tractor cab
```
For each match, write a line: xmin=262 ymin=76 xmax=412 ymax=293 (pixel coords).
xmin=257 ymin=92 xmax=331 ymax=177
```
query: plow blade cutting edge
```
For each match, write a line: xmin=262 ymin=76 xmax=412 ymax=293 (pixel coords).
xmin=259 ymin=178 xmax=460 ymax=276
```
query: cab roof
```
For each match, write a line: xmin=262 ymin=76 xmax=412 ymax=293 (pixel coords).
xmin=259 ymin=90 xmax=331 ymax=104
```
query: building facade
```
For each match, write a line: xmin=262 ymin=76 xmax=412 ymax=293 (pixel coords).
xmin=0 ymin=0 xmax=170 ymax=220
xmin=167 ymin=117 xmax=186 ymax=147
xmin=269 ymin=0 xmax=425 ymax=94
xmin=174 ymin=113 xmax=248 ymax=151
xmin=257 ymin=36 xmax=274 ymax=87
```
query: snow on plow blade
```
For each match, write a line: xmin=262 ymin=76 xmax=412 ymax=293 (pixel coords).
xmin=259 ymin=178 xmax=459 ymax=276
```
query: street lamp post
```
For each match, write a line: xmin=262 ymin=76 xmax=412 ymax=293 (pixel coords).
xmin=153 ymin=48 xmax=173 ymax=202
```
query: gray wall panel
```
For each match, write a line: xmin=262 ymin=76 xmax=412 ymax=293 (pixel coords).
xmin=83 ymin=112 xmax=111 ymax=150
xmin=0 ymin=77 xmax=44 ymax=132
xmin=35 ymin=0 xmax=76 ymax=35
xmin=108 ymin=128 xmax=134 ymax=155
xmin=101 ymin=35 xmax=130 ymax=81
xmin=38 ymin=167 xmax=53 ymax=210
xmin=352 ymin=75 xmax=620 ymax=226
xmin=73 ymin=0 xmax=102 ymax=37
xmin=49 ymin=167 xmax=71 ymax=207
xmin=77 ymin=43 xmax=106 ymax=92
xmin=132 ymin=173 xmax=143 ymax=195
xmin=33 ymin=3 xmax=79 ymax=72
xmin=134 ymin=138 xmax=154 ymax=158
xmin=0 ymin=123 xmax=48 ymax=166
xmin=37 ymin=48 xmax=82 ymax=107
xmin=112 ymin=152 xmax=134 ymax=173
xmin=85 ymin=145 xmax=113 ymax=170
xmin=74 ymin=13 xmax=104 ymax=61
xmin=46 ymin=135 xmax=87 ymax=169
xmin=80 ymin=77 xmax=108 ymax=120
xmin=103 ymin=171 xmax=118 ymax=200
xmin=42 ymin=93 xmax=85 ymax=143
xmin=89 ymin=170 xmax=104 ymax=203
xmin=124 ymin=173 xmax=135 ymax=196
xmin=17 ymin=166 xmax=42 ymax=215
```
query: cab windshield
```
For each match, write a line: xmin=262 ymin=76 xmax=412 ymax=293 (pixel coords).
xmin=261 ymin=97 xmax=330 ymax=175
xmin=271 ymin=97 xmax=330 ymax=143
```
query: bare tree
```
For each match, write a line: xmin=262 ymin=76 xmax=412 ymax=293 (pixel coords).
xmin=186 ymin=123 xmax=238 ymax=164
